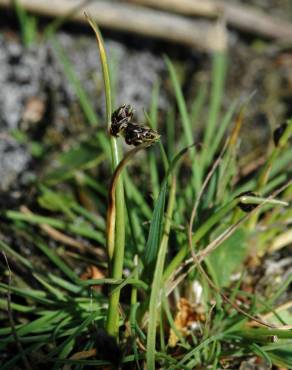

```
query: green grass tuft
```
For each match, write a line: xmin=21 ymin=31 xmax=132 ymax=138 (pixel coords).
xmin=1 ymin=20 xmax=292 ymax=370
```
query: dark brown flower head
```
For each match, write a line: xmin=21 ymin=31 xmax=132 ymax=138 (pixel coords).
xmin=110 ymin=104 xmax=160 ymax=146
xmin=124 ymin=122 xmax=160 ymax=146
xmin=273 ymin=123 xmax=287 ymax=147
xmin=236 ymin=190 xmax=258 ymax=212
xmin=110 ymin=104 xmax=134 ymax=136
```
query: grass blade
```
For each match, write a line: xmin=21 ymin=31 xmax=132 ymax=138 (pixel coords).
xmin=146 ymin=177 xmax=177 ymax=370
xmin=165 ymin=56 xmax=201 ymax=194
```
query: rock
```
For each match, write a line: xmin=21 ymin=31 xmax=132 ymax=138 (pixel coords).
xmin=0 ymin=137 xmax=30 ymax=192
xmin=0 ymin=32 xmax=167 ymax=191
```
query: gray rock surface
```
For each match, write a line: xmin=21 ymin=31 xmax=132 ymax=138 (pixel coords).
xmin=0 ymin=32 xmax=167 ymax=191
xmin=0 ymin=137 xmax=29 ymax=191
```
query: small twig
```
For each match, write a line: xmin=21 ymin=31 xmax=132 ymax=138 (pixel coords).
xmin=63 ymin=348 xmax=97 ymax=370
xmin=0 ymin=0 xmax=226 ymax=51
xmin=188 ymin=139 xmax=228 ymax=242
xmin=1 ymin=251 xmax=32 ymax=370
xmin=126 ymin=0 xmax=292 ymax=40
xmin=126 ymin=0 xmax=221 ymax=18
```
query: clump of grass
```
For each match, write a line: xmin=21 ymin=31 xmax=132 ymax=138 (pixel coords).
xmin=1 ymin=15 xmax=292 ymax=370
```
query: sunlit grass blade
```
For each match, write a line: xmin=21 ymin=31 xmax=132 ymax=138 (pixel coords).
xmin=6 ymin=210 xmax=105 ymax=244
xmin=33 ymin=274 xmax=66 ymax=301
xmin=189 ymin=78 xmax=208 ymax=125
xmin=146 ymin=145 xmax=197 ymax=369
xmin=1 ymin=311 xmax=67 ymax=350
xmin=165 ymin=56 xmax=201 ymax=194
xmin=146 ymin=177 xmax=177 ymax=370
xmin=166 ymin=106 xmax=176 ymax=159
xmin=143 ymin=180 xmax=166 ymax=269
xmin=207 ymin=99 xmax=238 ymax=165
xmin=0 ymin=299 xmax=35 ymax=313
xmin=143 ymin=145 xmax=192 ymax=273
xmin=0 ymin=282 xmax=53 ymax=305
xmin=48 ymin=274 xmax=82 ymax=294
xmin=12 ymin=0 xmax=37 ymax=47
xmin=148 ymin=81 xmax=161 ymax=199
xmin=202 ymin=52 xmax=227 ymax=165
xmin=165 ymin=57 xmax=193 ymax=146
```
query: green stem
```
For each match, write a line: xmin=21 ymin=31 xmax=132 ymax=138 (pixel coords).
xmin=86 ymin=14 xmax=125 ymax=338
xmin=146 ymin=177 xmax=176 ymax=370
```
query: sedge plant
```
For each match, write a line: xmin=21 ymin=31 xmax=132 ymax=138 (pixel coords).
xmin=85 ymin=14 xmax=126 ymax=339
xmin=0 ymin=16 xmax=292 ymax=370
